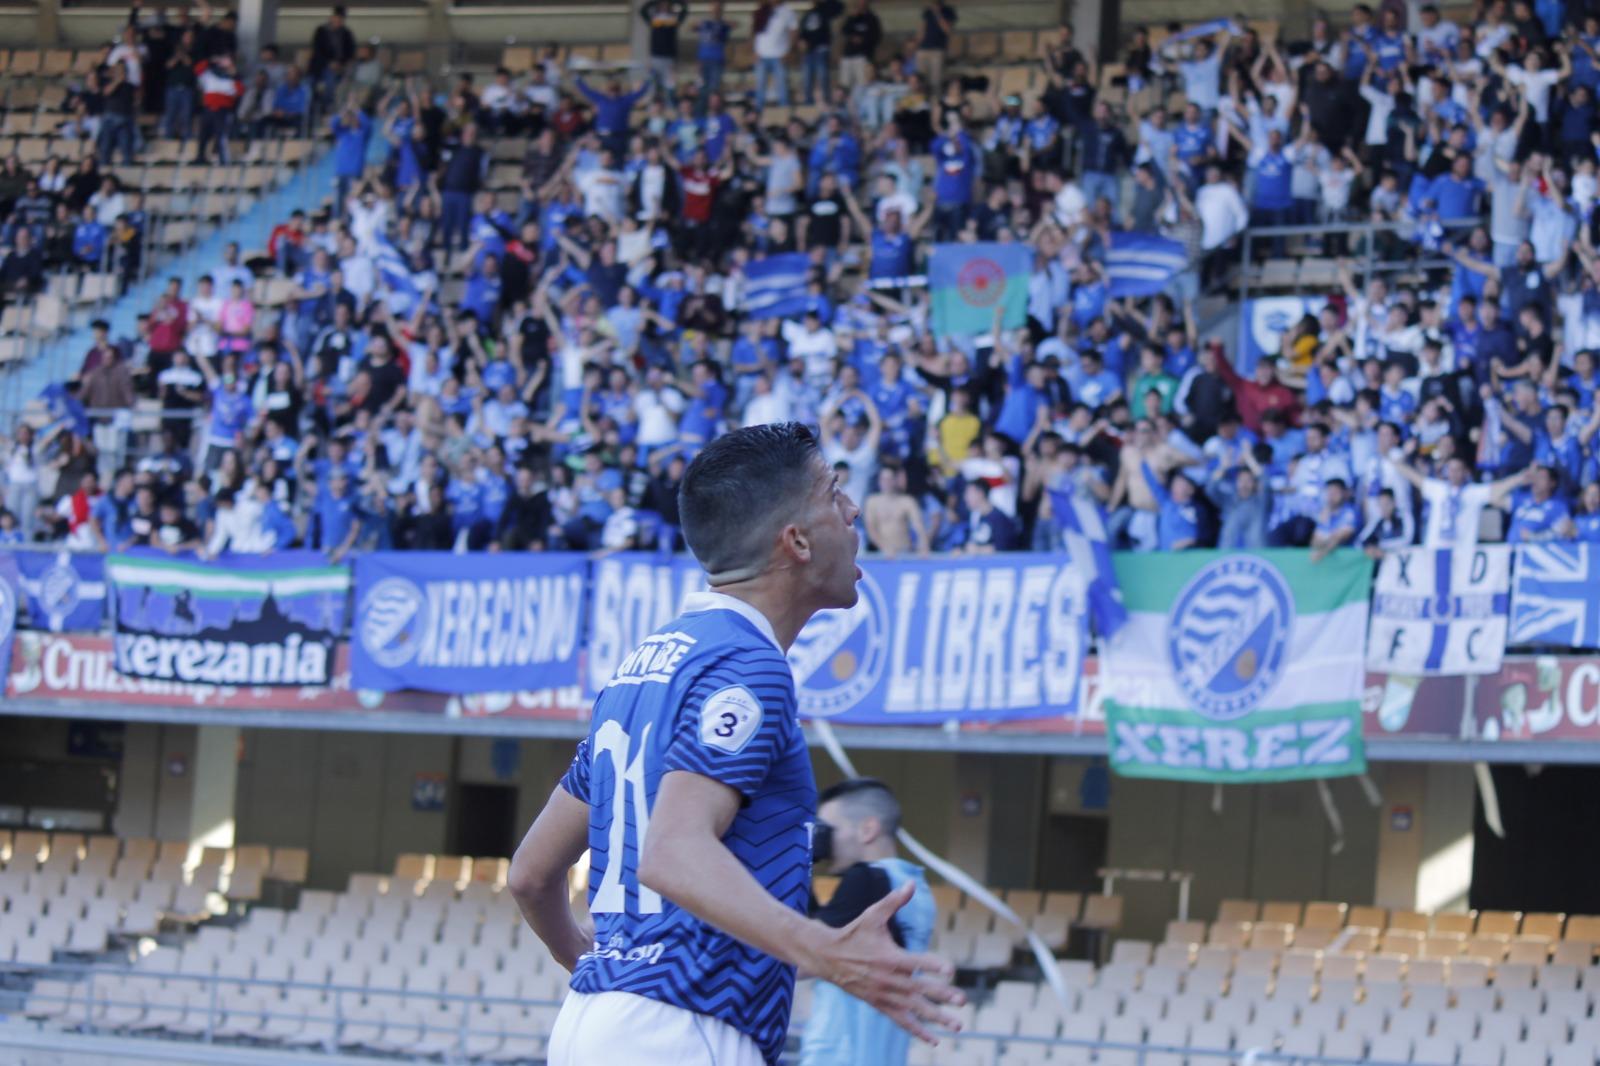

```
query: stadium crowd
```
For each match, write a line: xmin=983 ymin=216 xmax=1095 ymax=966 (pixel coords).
xmin=5 ymin=0 xmax=1600 ymax=563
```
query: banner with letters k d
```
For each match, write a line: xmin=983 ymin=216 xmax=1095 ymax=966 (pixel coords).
xmin=1103 ymin=550 xmax=1371 ymax=783
xmin=1367 ymin=546 xmax=1510 ymax=675
xmin=352 ymin=552 xmax=586 ymax=693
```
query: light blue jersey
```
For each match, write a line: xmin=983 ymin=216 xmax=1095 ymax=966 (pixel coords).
xmin=798 ymin=859 xmax=936 ymax=1066
xmin=560 ymin=591 xmax=817 ymax=1065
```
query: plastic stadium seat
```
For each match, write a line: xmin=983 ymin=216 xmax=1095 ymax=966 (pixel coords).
xmin=1476 ymin=911 xmax=1522 ymax=938
xmin=1385 ymin=1008 xmax=1433 ymax=1040
xmin=1503 ymin=941 xmax=1548 ymax=966
xmin=1042 ymin=891 xmax=1081 ymax=919
xmin=1564 ymin=916 xmax=1600 ymax=942
xmin=1322 ymin=1031 xmax=1366 ymax=1059
xmin=1304 ymin=902 xmax=1349 ymax=931
xmin=1367 ymin=1033 xmax=1413 ymax=1062
xmin=1079 ymin=895 xmax=1123 ymax=930
xmin=1217 ymin=900 xmax=1260 ymax=924
xmin=1348 ymin=906 xmax=1389 ymax=932
xmin=1390 ymin=911 xmax=1431 ymax=933
xmin=1413 ymin=1035 xmax=1460 ymax=1064
xmin=1165 ymin=920 xmax=1206 ymax=946
xmin=1407 ymin=985 xmax=1450 ymax=1013
xmin=1260 ymin=902 xmax=1303 ymax=926
xmin=1208 ymin=923 xmax=1251 ymax=949
xmin=1521 ymin=913 xmax=1566 ymax=941
xmin=1110 ymin=940 xmax=1153 ymax=967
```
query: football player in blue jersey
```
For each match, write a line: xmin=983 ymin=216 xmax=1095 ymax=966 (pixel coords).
xmin=510 ymin=422 xmax=963 ymax=1066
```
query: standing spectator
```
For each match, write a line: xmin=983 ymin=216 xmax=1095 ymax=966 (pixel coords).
xmin=641 ymin=0 xmax=689 ymax=97
xmin=695 ymin=0 xmax=732 ymax=103
xmin=106 ymin=24 xmax=148 ymax=89
xmin=752 ymin=0 xmax=798 ymax=111
xmin=575 ymin=76 xmax=650 ymax=156
xmin=97 ymin=62 xmax=141 ymax=164
xmin=1078 ymin=101 xmax=1130 ymax=219
xmin=330 ymin=103 xmax=372 ymax=204
xmin=147 ymin=277 xmax=189 ymax=381
xmin=839 ymin=0 xmax=882 ymax=101
xmin=915 ymin=0 xmax=956 ymax=94
xmin=437 ymin=122 xmax=487 ymax=252
xmin=798 ymin=0 xmax=844 ymax=105
xmin=1386 ymin=454 xmax=1530 ymax=547
xmin=194 ymin=51 xmax=241 ymax=164
xmin=79 ymin=343 xmax=136 ymax=480
xmin=162 ymin=38 xmax=198 ymax=142
xmin=309 ymin=5 xmax=356 ymax=108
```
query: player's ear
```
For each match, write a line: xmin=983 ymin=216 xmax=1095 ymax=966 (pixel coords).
xmin=779 ymin=521 xmax=812 ymax=564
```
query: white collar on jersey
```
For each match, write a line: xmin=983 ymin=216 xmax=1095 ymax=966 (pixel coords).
xmin=681 ymin=590 xmax=783 ymax=655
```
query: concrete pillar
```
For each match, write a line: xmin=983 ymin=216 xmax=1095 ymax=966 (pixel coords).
xmin=1066 ymin=0 xmax=1113 ymax=66
xmin=38 ymin=0 xmax=62 ymax=47
xmin=945 ymin=754 xmax=994 ymax=882
xmin=424 ymin=0 xmax=451 ymax=74
xmin=237 ymin=0 xmax=280 ymax=66
xmin=630 ymin=0 xmax=650 ymax=66
xmin=1371 ymin=762 xmax=1477 ymax=913
xmin=114 ymin=724 xmax=239 ymax=849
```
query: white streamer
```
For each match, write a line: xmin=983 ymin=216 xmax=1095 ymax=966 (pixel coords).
xmin=1357 ymin=773 xmax=1383 ymax=807
xmin=1315 ymin=779 xmax=1346 ymax=856
xmin=810 ymin=720 xmax=1073 ymax=1012
xmin=1475 ymin=762 xmax=1505 ymax=839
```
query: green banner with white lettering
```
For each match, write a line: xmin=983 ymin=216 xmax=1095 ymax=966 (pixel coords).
xmin=1102 ymin=550 xmax=1371 ymax=782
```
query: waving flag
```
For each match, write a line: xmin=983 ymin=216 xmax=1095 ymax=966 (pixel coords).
xmin=375 ymin=236 xmax=424 ymax=316
xmin=1368 ymin=546 xmax=1511 ymax=675
xmin=1104 ymin=549 xmax=1371 ymax=783
xmin=1105 ymin=232 xmax=1190 ymax=298
xmin=1050 ymin=489 xmax=1126 ymax=638
xmin=742 ymin=253 xmax=812 ymax=320
xmin=13 ymin=552 xmax=106 ymax=632
xmin=1511 ymin=544 xmax=1600 ymax=648
xmin=929 ymin=242 xmax=1030 ymax=337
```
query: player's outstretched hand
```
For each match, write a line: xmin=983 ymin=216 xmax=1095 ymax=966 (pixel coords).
xmin=808 ymin=881 xmax=967 ymax=1045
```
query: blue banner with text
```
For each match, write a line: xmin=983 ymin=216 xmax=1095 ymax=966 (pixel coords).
xmin=351 ymin=552 xmax=587 ymax=693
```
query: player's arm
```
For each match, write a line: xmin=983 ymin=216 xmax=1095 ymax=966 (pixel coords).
xmin=509 ymin=744 xmax=595 ymax=973
xmin=640 ymin=771 xmax=964 ymax=1042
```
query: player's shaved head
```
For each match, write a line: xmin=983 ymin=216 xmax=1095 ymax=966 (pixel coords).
xmin=679 ymin=422 xmax=826 ymax=584
xmin=819 ymin=777 xmax=902 ymax=836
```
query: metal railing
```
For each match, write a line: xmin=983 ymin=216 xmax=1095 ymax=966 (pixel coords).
xmin=1236 ymin=216 xmax=1486 ymax=309
xmin=0 ymin=960 xmax=1420 ymax=1066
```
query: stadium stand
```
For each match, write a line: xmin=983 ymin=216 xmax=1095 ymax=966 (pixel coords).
xmin=16 ymin=833 xmax=1600 ymax=1063
xmin=3 ymin=0 xmax=1591 ymax=567
xmin=7 ymin=0 xmax=1600 ymax=1062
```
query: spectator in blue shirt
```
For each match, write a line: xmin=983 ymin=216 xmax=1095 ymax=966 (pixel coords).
xmin=1506 ymin=466 xmax=1572 ymax=542
xmin=929 ymin=118 xmax=982 ymax=238
xmin=1142 ymin=460 xmax=1200 ymax=550
xmin=91 ymin=470 xmax=137 ymax=550
xmin=72 ymin=206 xmax=108 ymax=267
xmin=962 ymin=480 xmax=1018 ymax=552
xmin=329 ymin=104 xmax=372 ymax=204
xmin=1065 ymin=349 xmax=1122 ymax=410
xmin=1423 ymin=154 xmax=1485 ymax=220
xmin=696 ymin=1 xmax=732 ymax=100
xmin=270 ymin=66 xmax=310 ymax=133
xmin=576 ymin=75 xmax=651 ymax=154
xmin=1310 ymin=478 xmax=1361 ymax=558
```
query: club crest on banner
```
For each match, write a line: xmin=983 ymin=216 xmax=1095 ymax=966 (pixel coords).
xmin=1166 ymin=556 xmax=1295 ymax=721
xmin=38 ymin=559 xmax=82 ymax=626
xmin=357 ymin=576 xmax=430 ymax=668
xmin=789 ymin=569 xmax=890 ymax=718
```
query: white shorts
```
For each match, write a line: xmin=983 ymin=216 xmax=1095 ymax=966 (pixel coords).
xmin=548 ymin=990 xmax=767 ymax=1066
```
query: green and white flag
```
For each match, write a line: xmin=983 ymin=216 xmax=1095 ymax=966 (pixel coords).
xmin=1102 ymin=549 xmax=1371 ymax=783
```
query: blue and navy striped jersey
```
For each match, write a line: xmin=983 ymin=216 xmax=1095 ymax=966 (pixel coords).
xmin=560 ymin=590 xmax=816 ymax=1065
